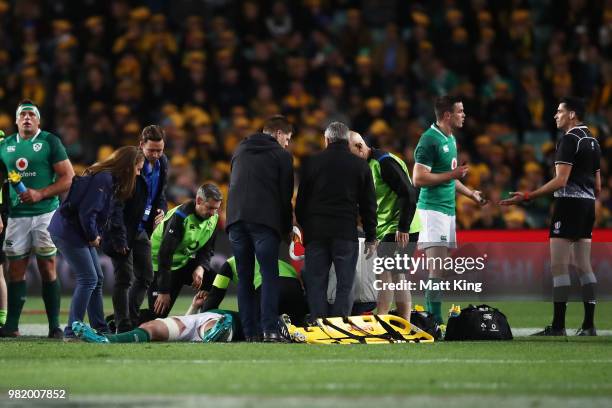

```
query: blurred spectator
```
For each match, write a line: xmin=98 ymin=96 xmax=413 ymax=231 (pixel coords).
xmin=0 ymin=1 xmax=608 ymax=231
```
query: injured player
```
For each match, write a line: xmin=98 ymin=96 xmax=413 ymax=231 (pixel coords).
xmin=72 ymin=292 xmax=241 ymax=343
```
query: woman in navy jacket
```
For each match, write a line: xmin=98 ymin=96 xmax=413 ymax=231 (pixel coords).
xmin=48 ymin=146 xmax=144 ymax=338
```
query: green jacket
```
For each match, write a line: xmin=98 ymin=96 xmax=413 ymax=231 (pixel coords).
xmin=151 ymin=200 xmax=218 ymax=293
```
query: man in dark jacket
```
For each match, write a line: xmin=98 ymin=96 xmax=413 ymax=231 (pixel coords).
xmin=296 ymin=122 xmax=378 ymax=321
xmin=226 ymin=115 xmax=294 ymax=342
xmin=102 ymin=125 xmax=168 ymax=333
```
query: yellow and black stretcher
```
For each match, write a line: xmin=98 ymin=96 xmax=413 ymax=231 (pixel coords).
xmin=281 ymin=314 xmax=434 ymax=344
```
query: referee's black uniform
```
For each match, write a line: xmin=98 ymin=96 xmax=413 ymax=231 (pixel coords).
xmin=550 ymin=125 xmax=601 ymax=239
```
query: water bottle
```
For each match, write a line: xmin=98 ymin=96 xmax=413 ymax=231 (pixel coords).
xmin=8 ymin=171 xmax=27 ymax=194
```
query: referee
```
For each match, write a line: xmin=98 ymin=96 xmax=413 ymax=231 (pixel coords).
xmin=501 ymin=97 xmax=601 ymax=336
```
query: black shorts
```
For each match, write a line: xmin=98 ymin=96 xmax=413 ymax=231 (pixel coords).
xmin=549 ymin=198 xmax=595 ymax=240
xmin=377 ymin=232 xmax=420 ymax=259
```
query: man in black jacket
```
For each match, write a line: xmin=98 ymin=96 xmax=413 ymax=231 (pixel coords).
xmin=102 ymin=125 xmax=168 ymax=333
xmin=296 ymin=122 xmax=378 ymax=321
xmin=226 ymin=115 xmax=294 ymax=342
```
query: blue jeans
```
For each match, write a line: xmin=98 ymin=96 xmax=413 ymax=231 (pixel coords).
xmin=228 ymin=222 xmax=280 ymax=337
xmin=52 ymin=235 xmax=108 ymax=337
xmin=304 ymin=239 xmax=359 ymax=320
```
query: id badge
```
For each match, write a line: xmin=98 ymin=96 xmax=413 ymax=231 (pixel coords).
xmin=144 ymin=206 xmax=152 ymax=217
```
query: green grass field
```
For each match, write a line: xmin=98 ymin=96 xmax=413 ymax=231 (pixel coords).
xmin=1 ymin=297 xmax=612 ymax=407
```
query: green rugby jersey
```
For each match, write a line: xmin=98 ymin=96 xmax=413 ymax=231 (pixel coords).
xmin=0 ymin=130 xmax=68 ymax=217
xmin=414 ymin=124 xmax=458 ymax=216
xmin=369 ymin=151 xmax=421 ymax=239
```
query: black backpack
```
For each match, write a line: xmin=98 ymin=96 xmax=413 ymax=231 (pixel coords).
xmin=445 ymin=304 xmax=513 ymax=341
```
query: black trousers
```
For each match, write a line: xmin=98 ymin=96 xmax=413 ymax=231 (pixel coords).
xmin=111 ymin=231 xmax=153 ymax=332
xmin=245 ymin=277 xmax=309 ymax=331
xmin=147 ymin=258 xmax=213 ymax=318
xmin=303 ymin=239 xmax=358 ymax=320
xmin=228 ymin=221 xmax=281 ymax=337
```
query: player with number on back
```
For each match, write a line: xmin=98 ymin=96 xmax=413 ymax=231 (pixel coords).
xmin=412 ymin=95 xmax=487 ymax=326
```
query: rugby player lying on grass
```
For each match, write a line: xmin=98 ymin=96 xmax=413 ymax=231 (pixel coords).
xmin=72 ymin=292 xmax=242 ymax=343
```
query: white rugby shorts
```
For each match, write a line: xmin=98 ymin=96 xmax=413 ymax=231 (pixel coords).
xmin=3 ymin=211 xmax=57 ymax=259
xmin=417 ymin=209 xmax=456 ymax=250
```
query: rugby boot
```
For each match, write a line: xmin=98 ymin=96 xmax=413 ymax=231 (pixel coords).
xmin=531 ymin=325 xmax=566 ymax=336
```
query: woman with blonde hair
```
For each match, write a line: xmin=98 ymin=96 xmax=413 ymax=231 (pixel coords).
xmin=48 ymin=146 xmax=144 ymax=339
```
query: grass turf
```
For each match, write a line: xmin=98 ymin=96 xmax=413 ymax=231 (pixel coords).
xmin=1 ymin=297 xmax=611 ymax=407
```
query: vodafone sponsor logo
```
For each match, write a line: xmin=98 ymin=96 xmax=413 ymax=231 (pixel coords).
xmin=16 ymin=157 xmax=28 ymax=171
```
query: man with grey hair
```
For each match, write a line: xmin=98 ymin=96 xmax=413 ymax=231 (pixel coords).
xmin=147 ymin=183 xmax=223 ymax=318
xmin=348 ymin=131 xmax=420 ymax=323
xmin=296 ymin=122 xmax=378 ymax=321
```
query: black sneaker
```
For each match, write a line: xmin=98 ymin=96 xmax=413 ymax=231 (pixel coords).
xmin=48 ymin=327 xmax=64 ymax=339
xmin=531 ymin=325 xmax=566 ymax=336
xmin=105 ymin=314 xmax=117 ymax=334
xmin=576 ymin=327 xmax=597 ymax=336
xmin=0 ymin=326 xmax=20 ymax=338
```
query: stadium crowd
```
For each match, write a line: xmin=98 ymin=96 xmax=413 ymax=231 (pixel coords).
xmin=0 ymin=0 xmax=610 ymax=231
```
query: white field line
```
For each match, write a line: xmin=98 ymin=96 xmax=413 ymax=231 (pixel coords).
xmin=0 ymin=358 xmax=612 ymax=364
xmin=3 ymin=355 xmax=612 ymax=365
xmin=92 ymin=358 xmax=612 ymax=365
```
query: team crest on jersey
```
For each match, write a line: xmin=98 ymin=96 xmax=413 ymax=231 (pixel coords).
xmin=443 ymin=145 xmax=449 ymax=153
xmin=33 ymin=142 xmax=42 ymax=152
xmin=7 ymin=145 xmax=15 ymax=152
xmin=553 ymin=221 xmax=561 ymax=234
xmin=16 ymin=157 xmax=28 ymax=171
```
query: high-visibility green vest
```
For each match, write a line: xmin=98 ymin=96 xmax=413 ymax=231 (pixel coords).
xmin=369 ymin=152 xmax=421 ymax=239
xmin=151 ymin=203 xmax=218 ymax=271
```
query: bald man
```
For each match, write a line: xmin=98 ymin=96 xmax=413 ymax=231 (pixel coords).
xmin=349 ymin=132 xmax=420 ymax=322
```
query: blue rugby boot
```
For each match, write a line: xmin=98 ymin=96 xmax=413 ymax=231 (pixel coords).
xmin=72 ymin=321 xmax=110 ymax=343
xmin=201 ymin=314 xmax=234 ymax=343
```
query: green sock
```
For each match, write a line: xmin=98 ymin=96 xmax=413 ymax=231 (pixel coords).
xmin=0 ymin=309 xmax=7 ymax=325
xmin=425 ymin=278 xmax=443 ymax=325
xmin=6 ymin=281 xmax=26 ymax=331
xmin=42 ymin=280 xmax=61 ymax=330
xmin=106 ymin=328 xmax=150 ymax=343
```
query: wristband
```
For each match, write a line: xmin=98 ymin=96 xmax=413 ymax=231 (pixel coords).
xmin=523 ymin=191 xmax=531 ymax=201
